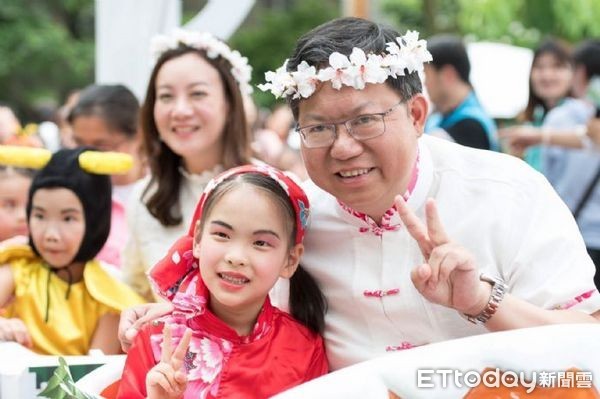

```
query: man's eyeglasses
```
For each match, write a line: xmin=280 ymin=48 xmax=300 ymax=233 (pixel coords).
xmin=295 ymin=101 xmax=405 ymax=148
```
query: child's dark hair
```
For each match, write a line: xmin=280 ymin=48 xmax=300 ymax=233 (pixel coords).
xmin=26 ymin=147 xmax=112 ymax=264
xmin=200 ymin=172 xmax=327 ymax=334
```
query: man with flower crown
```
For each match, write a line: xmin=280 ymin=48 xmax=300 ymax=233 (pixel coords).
xmin=259 ymin=16 xmax=600 ymax=371
xmin=120 ymin=17 xmax=600 ymax=372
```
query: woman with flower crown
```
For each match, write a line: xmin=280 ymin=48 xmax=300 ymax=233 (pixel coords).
xmin=120 ymin=17 xmax=600 ymax=373
xmin=122 ymin=30 xmax=254 ymax=301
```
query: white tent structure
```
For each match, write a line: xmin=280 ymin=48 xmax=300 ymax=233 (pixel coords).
xmin=95 ymin=0 xmax=255 ymax=100
xmin=467 ymin=42 xmax=533 ymax=120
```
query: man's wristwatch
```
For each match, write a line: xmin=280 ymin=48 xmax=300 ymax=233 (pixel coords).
xmin=464 ymin=274 xmax=508 ymax=325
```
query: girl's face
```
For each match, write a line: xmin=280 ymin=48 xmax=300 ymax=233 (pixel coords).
xmin=154 ymin=52 xmax=229 ymax=174
xmin=29 ymin=188 xmax=85 ymax=268
xmin=530 ymin=52 xmax=573 ymax=107
xmin=71 ymin=115 xmax=144 ymax=186
xmin=0 ymin=174 xmax=31 ymax=241
xmin=193 ymin=184 xmax=302 ymax=325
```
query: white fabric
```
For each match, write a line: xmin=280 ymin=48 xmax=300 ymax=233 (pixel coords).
xmin=95 ymin=0 xmax=181 ymax=100
xmin=122 ymin=166 xmax=223 ymax=300
xmin=184 ymin=0 xmax=255 ymax=41
xmin=466 ymin=42 xmax=533 ymax=119
xmin=273 ymin=135 xmax=600 ymax=371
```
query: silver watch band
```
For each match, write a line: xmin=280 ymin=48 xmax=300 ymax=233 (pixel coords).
xmin=465 ymin=273 xmax=508 ymax=325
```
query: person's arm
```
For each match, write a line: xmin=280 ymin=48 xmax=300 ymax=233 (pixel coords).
xmin=0 ymin=264 xmax=15 ymax=308
xmin=486 ymin=295 xmax=600 ymax=330
xmin=587 ymin=117 xmax=600 ymax=146
xmin=444 ymin=119 xmax=491 ymax=150
xmin=0 ymin=264 xmax=33 ymax=347
xmin=303 ymin=336 xmax=329 ymax=382
xmin=394 ymin=196 xmax=599 ymax=330
xmin=499 ymin=125 xmax=588 ymax=152
xmin=90 ymin=312 xmax=122 ymax=354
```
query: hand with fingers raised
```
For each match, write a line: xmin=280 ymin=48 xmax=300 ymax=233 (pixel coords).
xmin=394 ymin=196 xmax=492 ymax=317
xmin=146 ymin=324 xmax=192 ymax=399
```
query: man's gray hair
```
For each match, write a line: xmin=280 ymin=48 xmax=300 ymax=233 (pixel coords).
xmin=286 ymin=17 xmax=423 ymax=119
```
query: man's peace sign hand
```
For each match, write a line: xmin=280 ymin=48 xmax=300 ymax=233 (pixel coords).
xmin=394 ymin=196 xmax=491 ymax=316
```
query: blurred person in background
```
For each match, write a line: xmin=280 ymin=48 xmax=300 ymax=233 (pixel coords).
xmin=56 ymin=90 xmax=80 ymax=149
xmin=68 ymin=84 xmax=146 ymax=268
xmin=0 ymin=104 xmax=22 ymax=144
xmin=0 ymin=167 xmax=34 ymax=242
xmin=499 ymin=39 xmax=574 ymax=171
xmin=502 ymin=39 xmax=600 ymax=289
xmin=424 ymin=35 xmax=498 ymax=151
xmin=251 ymin=102 xmax=308 ymax=180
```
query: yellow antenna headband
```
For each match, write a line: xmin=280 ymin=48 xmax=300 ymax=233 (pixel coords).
xmin=0 ymin=145 xmax=133 ymax=175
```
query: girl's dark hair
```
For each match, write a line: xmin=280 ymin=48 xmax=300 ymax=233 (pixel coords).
xmin=286 ymin=17 xmax=422 ymax=120
xmin=141 ymin=46 xmax=252 ymax=226
xmin=199 ymin=172 xmax=326 ymax=334
xmin=67 ymin=84 xmax=140 ymax=138
xmin=520 ymin=38 xmax=573 ymax=123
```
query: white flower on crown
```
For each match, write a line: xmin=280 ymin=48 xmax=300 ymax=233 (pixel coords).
xmin=291 ymin=61 xmax=318 ymax=99
xmin=259 ymin=30 xmax=432 ymax=99
xmin=150 ymin=28 xmax=253 ymax=94
xmin=257 ymin=60 xmax=297 ymax=98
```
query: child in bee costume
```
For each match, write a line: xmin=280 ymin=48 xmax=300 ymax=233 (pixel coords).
xmin=0 ymin=146 xmax=145 ymax=355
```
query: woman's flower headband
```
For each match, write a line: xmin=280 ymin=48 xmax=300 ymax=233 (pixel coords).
xmin=150 ymin=29 xmax=253 ymax=95
xmin=258 ymin=30 xmax=432 ymax=99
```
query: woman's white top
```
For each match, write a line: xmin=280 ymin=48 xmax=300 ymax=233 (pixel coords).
xmin=122 ymin=165 xmax=223 ymax=300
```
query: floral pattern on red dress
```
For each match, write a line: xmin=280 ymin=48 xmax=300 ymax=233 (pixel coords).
xmin=149 ymin=269 xmax=274 ymax=399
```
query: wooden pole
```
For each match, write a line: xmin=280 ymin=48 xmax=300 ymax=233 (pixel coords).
xmin=342 ymin=0 xmax=370 ymax=19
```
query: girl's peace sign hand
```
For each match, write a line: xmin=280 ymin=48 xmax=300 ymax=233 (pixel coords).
xmin=394 ymin=196 xmax=491 ymax=316
xmin=146 ymin=324 xmax=192 ymax=399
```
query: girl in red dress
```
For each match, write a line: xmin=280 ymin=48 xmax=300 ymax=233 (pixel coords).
xmin=117 ymin=165 xmax=328 ymax=399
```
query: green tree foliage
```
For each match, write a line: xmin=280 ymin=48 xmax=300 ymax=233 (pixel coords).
xmin=382 ymin=0 xmax=600 ymax=48
xmin=4 ymin=0 xmax=600 ymax=120
xmin=0 ymin=0 xmax=94 ymax=122
xmin=230 ymin=0 xmax=339 ymax=109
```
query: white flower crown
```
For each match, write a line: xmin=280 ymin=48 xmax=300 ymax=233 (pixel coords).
xmin=150 ymin=28 xmax=253 ymax=94
xmin=258 ymin=30 xmax=432 ymax=99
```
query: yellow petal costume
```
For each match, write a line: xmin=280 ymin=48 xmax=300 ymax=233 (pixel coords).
xmin=1 ymin=244 xmax=146 ymax=356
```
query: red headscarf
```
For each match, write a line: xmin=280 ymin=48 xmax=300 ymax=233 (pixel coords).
xmin=148 ymin=164 xmax=310 ymax=300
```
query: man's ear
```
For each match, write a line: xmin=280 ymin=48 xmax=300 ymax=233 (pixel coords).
xmin=408 ymin=93 xmax=429 ymax=134
xmin=192 ymin=220 xmax=202 ymax=258
xmin=280 ymin=243 xmax=304 ymax=279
